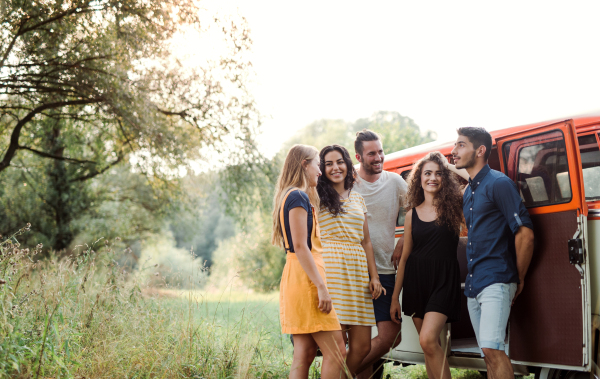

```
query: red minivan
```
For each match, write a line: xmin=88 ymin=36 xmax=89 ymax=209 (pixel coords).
xmin=379 ymin=115 xmax=600 ymax=379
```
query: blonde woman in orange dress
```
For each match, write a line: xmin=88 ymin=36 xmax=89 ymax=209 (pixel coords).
xmin=272 ymin=144 xmax=347 ymax=379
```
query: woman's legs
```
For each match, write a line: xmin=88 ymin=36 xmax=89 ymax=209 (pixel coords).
xmin=290 ymin=334 xmax=319 ymax=379
xmin=412 ymin=318 xmax=431 ymax=377
xmin=415 ymin=312 xmax=451 ymax=379
xmin=342 ymin=324 xmax=371 ymax=376
xmin=312 ymin=330 xmax=348 ymax=379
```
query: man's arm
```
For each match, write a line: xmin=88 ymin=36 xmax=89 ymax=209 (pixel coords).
xmin=442 ymin=157 xmax=470 ymax=181
xmin=514 ymin=225 xmax=534 ymax=304
xmin=391 ymin=236 xmax=403 ymax=270
xmin=492 ymin=177 xmax=535 ymax=304
xmin=393 ymin=174 xmax=409 ymax=270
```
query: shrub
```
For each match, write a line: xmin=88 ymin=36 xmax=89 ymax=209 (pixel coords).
xmin=210 ymin=212 xmax=285 ymax=292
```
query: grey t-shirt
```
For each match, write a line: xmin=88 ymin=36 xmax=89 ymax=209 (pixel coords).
xmin=354 ymin=170 xmax=408 ymax=275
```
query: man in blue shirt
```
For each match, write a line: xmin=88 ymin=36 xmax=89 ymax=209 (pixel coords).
xmin=451 ymin=127 xmax=534 ymax=379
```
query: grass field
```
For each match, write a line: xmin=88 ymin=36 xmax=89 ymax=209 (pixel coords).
xmin=0 ymin=232 xmax=520 ymax=378
xmin=143 ymin=288 xmax=489 ymax=379
xmin=0 ymin=234 xmax=293 ymax=378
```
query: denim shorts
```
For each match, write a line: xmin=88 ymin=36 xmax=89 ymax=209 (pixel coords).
xmin=373 ymin=274 xmax=397 ymax=323
xmin=467 ymin=282 xmax=517 ymax=356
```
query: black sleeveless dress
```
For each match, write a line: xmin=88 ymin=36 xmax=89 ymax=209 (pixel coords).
xmin=402 ymin=208 xmax=461 ymax=323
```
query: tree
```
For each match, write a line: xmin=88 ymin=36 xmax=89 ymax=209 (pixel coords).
xmin=167 ymin=172 xmax=236 ymax=267
xmin=1 ymin=0 xmax=259 ymax=175
xmin=281 ymin=119 xmax=356 ymax=152
xmin=279 ymin=111 xmax=435 ymax=161
xmin=0 ymin=0 xmax=261 ymax=251
xmin=354 ymin=111 xmax=436 ymax=155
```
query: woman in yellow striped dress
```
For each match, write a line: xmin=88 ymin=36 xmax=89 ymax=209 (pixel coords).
xmin=317 ymin=144 xmax=384 ymax=377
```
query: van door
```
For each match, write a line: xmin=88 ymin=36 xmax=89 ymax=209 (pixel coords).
xmin=496 ymin=120 xmax=591 ymax=369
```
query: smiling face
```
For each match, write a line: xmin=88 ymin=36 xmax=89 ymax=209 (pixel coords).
xmin=305 ymin=157 xmax=322 ymax=187
xmin=421 ymin=161 xmax=443 ymax=195
xmin=324 ymin=150 xmax=347 ymax=185
xmin=451 ymin=134 xmax=478 ymax=170
xmin=357 ymin=140 xmax=384 ymax=175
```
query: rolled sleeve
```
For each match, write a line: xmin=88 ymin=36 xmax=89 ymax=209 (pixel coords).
xmin=492 ymin=177 xmax=534 ymax=234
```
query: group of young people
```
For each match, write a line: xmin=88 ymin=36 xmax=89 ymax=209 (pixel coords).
xmin=271 ymin=127 xmax=535 ymax=379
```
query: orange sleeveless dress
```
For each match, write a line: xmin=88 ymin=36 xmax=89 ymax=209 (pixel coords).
xmin=279 ymin=189 xmax=341 ymax=334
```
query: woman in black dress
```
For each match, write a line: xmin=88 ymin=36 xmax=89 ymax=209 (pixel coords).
xmin=390 ymin=151 xmax=464 ymax=379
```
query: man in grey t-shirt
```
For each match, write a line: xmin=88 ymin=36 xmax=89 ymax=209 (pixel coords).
xmin=353 ymin=129 xmax=408 ymax=378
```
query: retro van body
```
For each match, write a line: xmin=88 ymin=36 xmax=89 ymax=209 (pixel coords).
xmin=378 ymin=114 xmax=600 ymax=379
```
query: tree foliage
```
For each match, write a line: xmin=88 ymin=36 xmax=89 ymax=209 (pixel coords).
xmin=354 ymin=111 xmax=437 ymax=155
xmin=0 ymin=0 xmax=259 ymax=175
xmin=0 ymin=0 xmax=261 ymax=252
xmin=281 ymin=119 xmax=355 ymax=153
xmin=282 ymin=111 xmax=436 ymax=160
xmin=167 ymin=172 xmax=236 ymax=267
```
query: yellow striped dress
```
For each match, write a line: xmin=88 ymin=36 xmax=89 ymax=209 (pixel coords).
xmin=318 ymin=191 xmax=376 ymax=326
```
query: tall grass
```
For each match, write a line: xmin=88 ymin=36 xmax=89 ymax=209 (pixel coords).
xmin=0 ymin=226 xmax=500 ymax=379
xmin=0 ymin=226 xmax=291 ymax=378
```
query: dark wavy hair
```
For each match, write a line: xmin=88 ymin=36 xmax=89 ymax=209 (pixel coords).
xmin=405 ymin=151 xmax=464 ymax=235
xmin=317 ymin=145 xmax=357 ymax=216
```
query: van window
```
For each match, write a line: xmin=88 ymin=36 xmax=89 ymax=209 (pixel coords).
xmin=578 ymin=133 xmax=600 ymax=201
xmin=488 ymin=147 xmax=501 ymax=171
xmin=504 ymin=130 xmax=572 ymax=207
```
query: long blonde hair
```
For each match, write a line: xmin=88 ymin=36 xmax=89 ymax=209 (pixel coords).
xmin=271 ymin=144 xmax=320 ymax=248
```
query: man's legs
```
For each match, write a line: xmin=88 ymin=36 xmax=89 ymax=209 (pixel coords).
xmin=481 ymin=348 xmax=514 ymax=379
xmin=356 ymin=274 xmax=401 ymax=379
xmin=467 ymin=283 xmax=517 ymax=379
xmin=356 ymin=321 xmax=401 ymax=378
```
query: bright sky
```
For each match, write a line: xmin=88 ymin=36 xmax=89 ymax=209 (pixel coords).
xmin=208 ymin=1 xmax=600 ymax=157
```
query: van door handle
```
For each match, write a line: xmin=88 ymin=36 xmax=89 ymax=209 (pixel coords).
xmin=568 ymin=238 xmax=584 ymax=265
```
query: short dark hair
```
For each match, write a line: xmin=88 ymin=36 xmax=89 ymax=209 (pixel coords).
xmin=354 ymin=129 xmax=380 ymax=156
xmin=457 ymin=127 xmax=493 ymax=161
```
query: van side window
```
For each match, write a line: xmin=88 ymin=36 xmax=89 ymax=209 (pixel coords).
xmin=504 ymin=130 xmax=572 ymax=207
xmin=397 ymin=170 xmax=411 ymax=226
xmin=488 ymin=147 xmax=501 ymax=171
xmin=578 ymin=133 xmax=600 ymax=201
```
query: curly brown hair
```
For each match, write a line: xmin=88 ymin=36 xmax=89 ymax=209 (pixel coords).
xmin=405 ymin=151 xmax=464 ymax=235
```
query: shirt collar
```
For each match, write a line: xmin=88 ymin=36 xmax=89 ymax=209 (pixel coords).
xmin=468 ymin=164 xmax=491 ymax=191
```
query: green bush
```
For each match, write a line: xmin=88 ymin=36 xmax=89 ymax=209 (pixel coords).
xmin=212 ymin=212 xmax=286 ymax=293
xmin=238 ymin=232 xmax=286 ymax=293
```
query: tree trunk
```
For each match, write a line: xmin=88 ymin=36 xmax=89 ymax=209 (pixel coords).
xmin=45 ymin=123 xmax=73 ymax=251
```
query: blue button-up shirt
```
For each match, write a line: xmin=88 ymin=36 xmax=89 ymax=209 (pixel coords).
xmin=463 ymin=165 xmax=534 ymax=298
